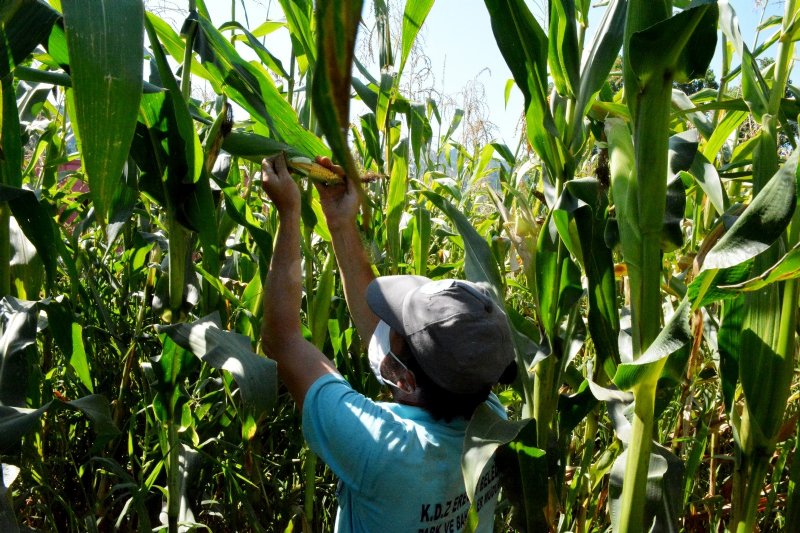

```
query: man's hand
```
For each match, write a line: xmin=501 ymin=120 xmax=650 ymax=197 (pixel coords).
xmin=313 ymin=156 xmax=359 ymax=229
xmin=262 ymin=154 xmax=300 ymax=213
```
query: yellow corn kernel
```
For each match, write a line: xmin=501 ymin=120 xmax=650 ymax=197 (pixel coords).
xmin=287 ymin=157 xmax=343 ymax=185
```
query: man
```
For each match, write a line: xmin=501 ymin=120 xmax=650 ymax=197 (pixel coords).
xmin=260 ymin=154 xmax=517 ymax=532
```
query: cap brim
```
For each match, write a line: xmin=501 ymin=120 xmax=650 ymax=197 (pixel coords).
xmin=366 ymin=275 xmax=430 ymax=334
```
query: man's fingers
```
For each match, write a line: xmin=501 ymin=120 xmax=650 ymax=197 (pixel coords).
xmin=274 ymin=152 xmax=290 ymax=176
xmin=315 ymin=155 xmax=346 ymax=177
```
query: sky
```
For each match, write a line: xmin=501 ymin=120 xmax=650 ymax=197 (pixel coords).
xmin=198 ymin=0 xmax=791 ymax=149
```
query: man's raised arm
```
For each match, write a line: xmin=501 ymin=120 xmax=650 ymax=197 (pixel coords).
xmin=314 ymin=163 xmax=379 ymax=344
xmin=260 ymin=155 xmax=338 ymax=409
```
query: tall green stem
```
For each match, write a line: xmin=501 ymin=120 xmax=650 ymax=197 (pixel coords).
xmin=618 ymin=383 xmax=656 ymax=533
xmin=167 ymin=420 xmax=182 ymax=533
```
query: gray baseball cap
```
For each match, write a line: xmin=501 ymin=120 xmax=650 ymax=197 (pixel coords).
xmin=366 ymin=276 xmax=516 ymax=394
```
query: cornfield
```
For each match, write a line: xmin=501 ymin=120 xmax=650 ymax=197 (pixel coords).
xmin=1 ymin=0 xmax=799 ymax=531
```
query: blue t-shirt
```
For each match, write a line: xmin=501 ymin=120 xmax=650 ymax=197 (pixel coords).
xmin=303 ymin=374 xmax=505 ymax=533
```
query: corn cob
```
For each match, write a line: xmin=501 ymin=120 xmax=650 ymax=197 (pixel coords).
xmin=287 ymin=157 xmax=344 ymax=185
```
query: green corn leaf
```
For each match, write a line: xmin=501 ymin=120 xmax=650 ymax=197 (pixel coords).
xmin=398 ymin=0 xmax=434 ymax=77
xmin=463 ymin=404 xmax=547 ymax=531
xmin=739 ymin=280 xmax=788 ymax=448
xmin=387 ymin=142 xmax=409 ymax=268
xmin=0 ymin=0 xmax=60 ymax=78
xmin=444 ymin=110 xmax=465 ymax=146
xmin=628 ymin=1 xmax=718 ymax=87
xmin=548 ymin=0 xmax=580 ymax=98
xmin=687 ymin=261 xmax=753 ymax=309
xmin=311 ymin=0 xmax=364 ymax=186
xmin=613 ymin=298 xmax=692 ymax=391
xmin=702 ymin=109 xmax=748 ymax=162
xmin=702 ymin=148 xmax=798 ymax=271
xmin=411 ymin=205 xmax=432 ymax=276
xmin=222 ymin=187 xmax=273 ymax=267
xmin=721 ymin=244 xmax=800 ymax=292
xmin=219 ymin=21 xmax=288 ymax=79
xmin=671 ymin=89 xmax=714 ymax=140
xmin=718 ymin=1 xmax=770 ymax=120
xmin=718 ymin=295 xmax=745 ymax=413
xmin=0 ymin=97 xmax=21 ymax=194
xmin=310 ymin=254 xmax=336 ymax=350
xmin=689 ymin=153 xmax=727 ymax=216
xmin=222 ymin=131 xmax=304 ymax=163
xmin=0 ymin=186 xmax=58 ymax=290
xmin=146 ymin=11 xmax=218 ymax=91
xmin=0 ymin=393 xmax=118 ymax=455
xmin=605 ymin=117 xmax=639 ymax=264
xmin=555 ymin=179 xmax=620 ymax=378
xmin=157 ymin=312 xmax=277 ymax=419
xmin=360 ymin=113 xmax=384 ymax=168
xmin=62 ymin=0 xmax=143 ymax=226
xmin=0 ymin=462 xmax=19 ymax=531
xmin=572 ymin=0 xmax=625 ymax=144
xmin=277 ymin=0 xmax=315 ymax=73
xmin=0 ymin=405 xmax=49 ymax=453
xmin=422 ymin=190 xmax=504 ymax=297
xmin=376 ymin=71 xmax=395 ymax=131
xmin=409 ymin=103 xmax=432 ymax=170
xmin=609 ymin=442 xmax=684 ymax=532
xmin=68 ymin=323 xmax=92 ymax=393
xmin=0 ymin=298 xmax=38 ymax=408
xmin=191 ymin=13 xmax=327 ymax=159
xmin=536 ymin=213 xmax=582 ymax=343
xmin=484 ymin=0 xmax=563 ymax=179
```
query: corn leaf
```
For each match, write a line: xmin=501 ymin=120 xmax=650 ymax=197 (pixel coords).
xmin=718 ymin=1 xmax=770 ymax=120
xmin=717 ymin=295 xmax=745 ymax=413
xmin=411 ymin=205 xmax=432 ymax=276
xmin=613 ymin=298 xmax=692 ymax=391
xmin=219 ymin=21 xmax=288 ymax=79
xmin=310 ymin=254 xmax=335 ymax=350
xmin=398 ymin=0 xmax=434 ymax=77
xmin=0 ymin=462 xmax=19 ymax=531
xmin=0 ymin=186 xmax=58 ymax=289
xmin=276 ymin=0 xmax=315 ymax=73
xmin=311 ymin=0 xmax=363 ymax=187
xmin=146 ymin=12 xmax=218 ymax=92
xmin=222 ymin=188 xmax=273 ymax=267
xmin=628 ymin=1 xmax=718 ymax=86
xmin=157 ymin=313 xmax=277 ymax=418
xmin=555 ymin=179 xmax=620 ymax=378
xmin=422 ymin=190 xmax=504 ymax=298
xmin=702 ymin=149 xmax=798 ymax=271
xmin=722 ymin=244 xmax=800 ymax=292
xmin=739 ymin=280 xmax=787 ymax=447
xmin=0 ymin=0 xmax=60 ymax=78
xmin=191 ymin=13 xmax=327 ymax=158
xmin=222 ymin=131 xmax=303 ymax=162
xmin=409 ymin=103 xmax=432 ymax=170
xmin=463 ymin=404 xmax=547 ymax=531
xmin=548 ymin=0 xmax=580 ymax=98
xmin=387 ymin=141 xmax=409 ymax=268
xmin=536 ymin=213 xmax=582 ymax=343
xmin=572 ymin=0 xmax=625 ymax=143
xmin=484 ymin=0 xmax=562 ymax=179
xmin=0 ymin=79 xmax=22 ymax=190
xmin=62 ymin=0 xmax=143 ymax=225
xmin=68 ymin=323 xmax=92 ymax=393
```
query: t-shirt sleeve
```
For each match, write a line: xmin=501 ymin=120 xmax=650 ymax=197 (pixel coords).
xmin=302 ymin=374 xmax=401 ymax=491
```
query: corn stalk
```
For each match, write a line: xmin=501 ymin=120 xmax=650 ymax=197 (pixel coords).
xmin=610 ymin=1 xmax=718 ymax=531
xmin=728 ymin=0 xmax=800 ymax=528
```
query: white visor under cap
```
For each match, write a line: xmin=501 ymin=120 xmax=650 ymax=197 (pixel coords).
xmin=367 ymin=320 xmax=392 ymax=385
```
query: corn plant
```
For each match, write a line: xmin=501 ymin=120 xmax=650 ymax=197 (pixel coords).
xmin=3 ymin=0 xmax=800 ymax=530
